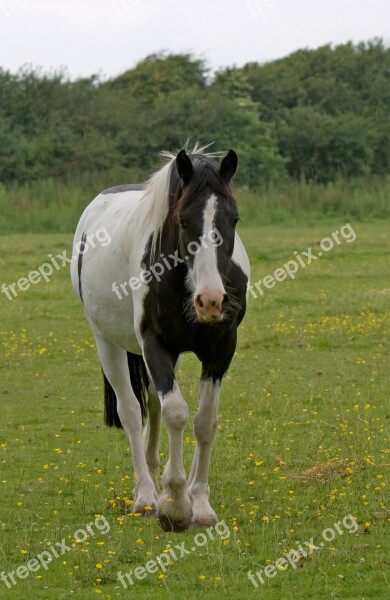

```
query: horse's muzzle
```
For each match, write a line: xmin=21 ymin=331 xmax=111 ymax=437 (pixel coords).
xmin=194 ymin=291 xmax=225 ymax=323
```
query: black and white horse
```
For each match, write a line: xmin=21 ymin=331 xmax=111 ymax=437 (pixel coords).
xmin=71 ymin=145 xmax=250 ymax=531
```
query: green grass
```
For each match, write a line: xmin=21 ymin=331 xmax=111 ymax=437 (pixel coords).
xmin=0 ymin=223 xmax=389 ymax=599
xmin=0 ymin=175 xmax=390 ymax=233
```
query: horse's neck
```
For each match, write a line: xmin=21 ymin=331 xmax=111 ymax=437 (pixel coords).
xmin=135 ymin=217 xmax=176 ymax=269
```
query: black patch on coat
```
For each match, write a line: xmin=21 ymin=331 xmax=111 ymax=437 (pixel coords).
xmin=140 ymin=153 xmax=248 ymax=394
xmin=77 ymin=232 xmax=87 ymax=303
xmin=101 ymin=183 xmax=146 ymax=195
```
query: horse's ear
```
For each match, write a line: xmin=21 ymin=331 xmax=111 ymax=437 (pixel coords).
xmin=220 ymin=149 xmax=238 ymax=184
xmin=176 ymin=149 xmax=193 ymax=186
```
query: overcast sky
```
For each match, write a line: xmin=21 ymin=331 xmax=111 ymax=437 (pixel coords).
xmin=1 ymin=0 xmax=389 ymax=80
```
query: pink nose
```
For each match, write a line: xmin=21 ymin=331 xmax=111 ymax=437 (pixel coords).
xmin=194 ymin=291 xmax=225 ymax=322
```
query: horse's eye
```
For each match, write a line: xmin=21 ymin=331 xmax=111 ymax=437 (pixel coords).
xmin=178 ymin=217 xmax=187 ymax=229
xmin=233 ymin=216 xmax=240 ymax=227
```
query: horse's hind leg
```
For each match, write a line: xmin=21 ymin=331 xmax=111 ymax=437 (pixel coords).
xmin=143 ymin=384 xmax=161 ymax=490
xmin=96 ymin=336 xmax=158 ymax=513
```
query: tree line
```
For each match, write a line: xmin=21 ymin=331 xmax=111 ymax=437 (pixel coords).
xmin=0 ymin=39 xmax=389 ymax=189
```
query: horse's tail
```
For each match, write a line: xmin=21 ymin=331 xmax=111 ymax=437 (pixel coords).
xmin=103 ymin=352 xmax=150 ymax=428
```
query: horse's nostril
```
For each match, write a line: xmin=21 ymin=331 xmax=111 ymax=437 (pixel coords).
xmin=195 ymin=294 xmax=204 ymax=309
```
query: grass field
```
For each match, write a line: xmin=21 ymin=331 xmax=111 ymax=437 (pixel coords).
xmin=0 ymin=222 xmax=389 ymax=599
xmin=1 ymin=175 xmax=390 ymax=233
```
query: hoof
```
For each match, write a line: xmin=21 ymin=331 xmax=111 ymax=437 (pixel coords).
xmin=157 ymin=513 xmax=192 ymax=532
xmin=133 ymin=505 xmax=157 ymax=517
xmin=157 ymin=493 xmax=192 ymax=532
xmin=190 ymin=513 xmax=218 ymax=529
xmin=133 ymin=496 xmax=157 ymax=516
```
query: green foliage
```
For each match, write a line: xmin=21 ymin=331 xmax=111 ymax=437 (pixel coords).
xmin=276 ymin=107 xmax=376 ymax=182
xmin=106 ymin=52 xmax=208 ymax=95
xmin=0 ymin=40 xmax=389 ymax=229
xmin=242 ymin=39 xmax=390 ymax=182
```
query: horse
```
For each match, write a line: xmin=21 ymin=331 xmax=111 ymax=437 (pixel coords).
xmin=70 ymin=144 xmax=250 ymax=531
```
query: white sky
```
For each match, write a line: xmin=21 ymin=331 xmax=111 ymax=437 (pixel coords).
xmin=1 ymin=0 xmax=389 ymax=80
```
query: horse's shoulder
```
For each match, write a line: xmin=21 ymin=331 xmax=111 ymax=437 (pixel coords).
xmin=232 ymin=232 xmax=250 ymax=277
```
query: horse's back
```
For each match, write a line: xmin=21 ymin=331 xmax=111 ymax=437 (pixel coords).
xmin=70 ymin=187 xmax=147 ymax=352
xmin=73 ymin=187 xmax=144 ymax=244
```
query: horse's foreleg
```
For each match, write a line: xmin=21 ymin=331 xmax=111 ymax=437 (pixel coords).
xmin=143 ymin=338 xmax=192 ymax=531
xmin=143 ymin=384 xmax=161 ymax=490
xmin=157 ymin=386 xmax=192 ymax=531
xmin=187 ymin=378 xmax=220 ymax=528
xmin=188 ymin=331 xmax=237 ymax=528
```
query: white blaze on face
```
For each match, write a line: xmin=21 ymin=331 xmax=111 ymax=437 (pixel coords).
xmin=190 ymin=194 xmax=226 ymax=320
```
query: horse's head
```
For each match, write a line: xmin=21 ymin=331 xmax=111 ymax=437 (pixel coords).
xmin=174 ymin=148 xmax=239 ymax=324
